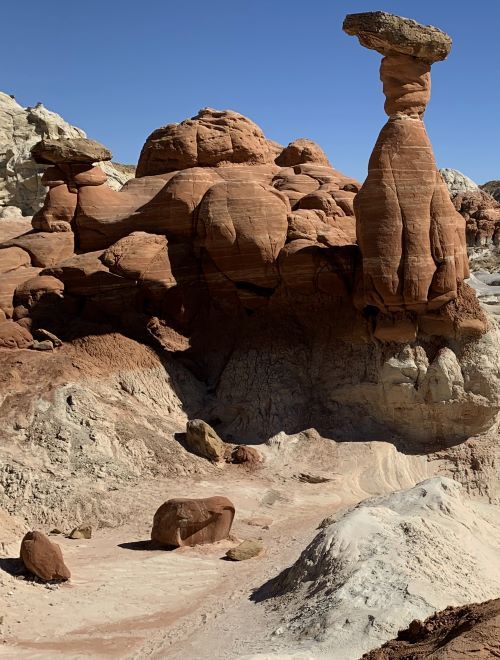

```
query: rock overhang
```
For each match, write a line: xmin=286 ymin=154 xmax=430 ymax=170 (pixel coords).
xmin=342 ymin=11 xmax=452 ymax=62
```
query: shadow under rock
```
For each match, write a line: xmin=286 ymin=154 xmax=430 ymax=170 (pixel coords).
xmin=173 ymin=431 xmax=187 ymax=450
xmin=57 ymin=295 xmax=480 ymax=457
xmin=0 ymin=556 xmax=26 ymax=577
xmin=117 ymin=540 xmax=176 ymax=552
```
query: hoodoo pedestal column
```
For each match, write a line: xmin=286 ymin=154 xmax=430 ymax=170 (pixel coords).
xmin=343 ymin=12 xmax=481 ymax=340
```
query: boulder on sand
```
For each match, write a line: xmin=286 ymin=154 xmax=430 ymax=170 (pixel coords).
xmin=231 ymin=445 xmax=262 ymax=466
xmin=151 ymin=496 xmax=235 ymax=547
xmin=185 ymin=419 xmax=226 ymax=462
xmin=225 ymin=539 xmax=263 ymax=561
xmin=68 ymin=524 xmax=92 ymax=539
xmin=20 ymin=530 xmax=71 ymax=581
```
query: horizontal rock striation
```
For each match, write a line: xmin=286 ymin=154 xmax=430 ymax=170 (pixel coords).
xmin=0 ymin=13 xmax=496 ymax=447
xmin=344 ymin=12 xmax=483 ymax=342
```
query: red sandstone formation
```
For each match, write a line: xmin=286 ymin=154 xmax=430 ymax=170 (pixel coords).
xmin=197 ymin=181 xmax=289 ymax=297
xmin=0 ymin=27 xmax=487 ymax=354
xmin=136 ymin=108 xmax=274 ymax=176
xmin=4 ymin=231 xmax=74 ymax=267
xmin=231 ymin=445 xmax=261 ymax=466
xmin=0 ymin=246 xmax=30 ymax=273
xmin=0 ymin=266 xmax=41 ymax=318
xmin=451 ymin=189 xmax=500 ymax=248
xmin=101 ymin=231 xmax=177 ymax=303
xmin=362 ymin=598 xmax=500 ymax=659
xmin=32 ymin=181 xmax=77 ymax=233
xmin=275 ymin=138 xmax=330 ymax=167
xmin=343 ymin=12 xmax=481 ymax=340
xmin=0 ymin=319 xmax=33 ymax=348
xmin=151 ymin=496 xmax=235 ymax=547
xmin=20 ymin=531 xmax=71 ymax=582
xmin=0 ymin=120 xmax=482 ymax=351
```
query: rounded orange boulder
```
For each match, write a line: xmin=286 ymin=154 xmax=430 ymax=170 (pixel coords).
xmin=20 ymin=531 xmax=71 ymax=582
xmin=151 ymin=496 xmax=235 ymax=547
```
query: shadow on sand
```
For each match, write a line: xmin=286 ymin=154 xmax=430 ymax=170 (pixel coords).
xmin=117 ymin=540 xmax=176 ymax=552
xmin=0 ymin=556 xmax=26 ymax=577
xmin=249 ymin=565 xmax=293 ymax=604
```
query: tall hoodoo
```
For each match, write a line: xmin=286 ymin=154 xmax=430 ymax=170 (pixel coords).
xmin=343 ymin=12 xmax=479 ymax=340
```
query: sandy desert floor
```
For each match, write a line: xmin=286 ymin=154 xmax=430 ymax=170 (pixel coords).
xmin=0 ymin=474 xmax=334 ymax=659
xmin=0 ymin=435 xmax=435 ymax=660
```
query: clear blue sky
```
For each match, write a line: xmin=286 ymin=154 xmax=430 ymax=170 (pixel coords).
xmin=4 ymin=1 xmax=499 ymax=183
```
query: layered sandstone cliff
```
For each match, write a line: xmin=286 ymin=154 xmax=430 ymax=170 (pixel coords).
xmin=0 ymin=97 xmax=497 ymax=448
xmin=0 ymin=12 xmax=498 ymax=506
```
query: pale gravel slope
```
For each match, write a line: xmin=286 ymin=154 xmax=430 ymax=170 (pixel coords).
xmin=260 ymin=477 xmax=500 ymax=660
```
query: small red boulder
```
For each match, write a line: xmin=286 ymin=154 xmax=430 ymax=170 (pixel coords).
xmin=20 ymin=531 xmax=71 ymax=582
